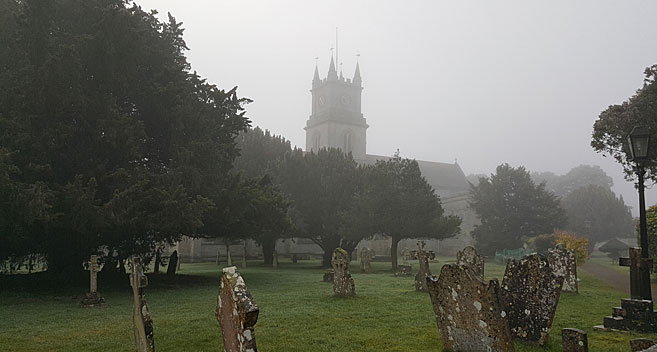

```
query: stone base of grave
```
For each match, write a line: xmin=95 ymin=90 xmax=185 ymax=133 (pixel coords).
xmin=323 ymin=269 xmax=334 ymax=283
xmin=595 ymin=299 xmax=657 ymax=333
xmin=81 ymin=292 xmax=105 ymax=307
xmin=394 ymin=264 xmax=413 ymax=276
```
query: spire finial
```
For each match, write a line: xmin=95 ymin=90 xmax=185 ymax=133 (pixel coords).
xmin=313 ymin=57 xmax=320 ymax=82
xmin=353 ymin=54 xmax=362 ymax=85
xmin=327 ymin=49 xmax=338 ymax=81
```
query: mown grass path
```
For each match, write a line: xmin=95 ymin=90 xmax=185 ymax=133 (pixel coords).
xmin=0 ymin=259 xmax=655 ymax=351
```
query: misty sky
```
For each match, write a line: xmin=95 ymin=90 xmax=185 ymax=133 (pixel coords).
xmin=136 ymin=0 xmax=657 ymax=215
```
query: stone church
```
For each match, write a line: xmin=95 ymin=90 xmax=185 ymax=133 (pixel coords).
xmin=304 ymin=56 xmax=477 ymax=256
xmin=177 ymin=57 xmax=478 ymax=262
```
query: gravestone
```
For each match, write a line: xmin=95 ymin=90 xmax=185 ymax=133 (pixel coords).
xmin=291 ymin=254 xmax=298 ymax=263
xmin=166 ymin=250 xmax=178 ymax=276
xmin=548 ymin=244 xmax=578 ymax=293
xmin=272 ymin=250 xmax=278 ymax=268
xmin=501 ymin=254 xmax=564 ymax=345
xmin=216 ymin=266 xmax=259 ymax=352
xmin=597 ymin=248 xmax=657 ymax=332
xmin=395 ymin=264 xmax=413 ymax=276
xmin=227 ymin=250 xmax=232 ymax=266
xmin=631 ymin=339 xmax=657 ymax=352
xmin=241 ymin=244 xmax=247 ymax=268
xmin=130 ymin=257 xmax=155 ymax=352
xmin=359 ymin=247 xmax=374 ymax=272
xmin=426 ymin=264 xmax=514 ymax=352
xmin=456 ymin=246 xmax=484 ymax=278
xmin=413 ymin=240 xmax=436 ymax=292
xmin=81 ymin=255 xmax=105 ymax=307
xmin=323 ymin=269 xmax=334 ymax=283
xmin=331 ymin=248 xmax=355 ymax=296
xmin=562 ymin=328 xmax=588 ymax=352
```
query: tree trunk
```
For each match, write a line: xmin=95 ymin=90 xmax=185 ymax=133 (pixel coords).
xmin=321 ymin=249 xmax=333 ymax=268
xmin=154 ymin=251 xmax=161 ymax=274
xmin=391 ymin=236 xmax=401 ymax=270
xmin=262 ymin=237 xmax=277 ymax=265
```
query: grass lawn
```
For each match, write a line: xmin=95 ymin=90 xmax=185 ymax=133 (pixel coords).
xmin=0 ymin=258 xmax=655 ymax=351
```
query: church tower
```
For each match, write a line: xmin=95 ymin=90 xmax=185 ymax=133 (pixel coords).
xmin=305 ymin=57 xmax=368 ymax=161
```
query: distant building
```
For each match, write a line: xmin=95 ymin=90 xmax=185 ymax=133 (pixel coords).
xmin=178 ymin=56 xmax=479 ymax=262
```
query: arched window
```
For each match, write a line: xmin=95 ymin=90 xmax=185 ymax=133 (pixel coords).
xmin=314 ymin=133 xmax=321 ymax=152
xmin=343 ymin=131 xmax=353 ymax=154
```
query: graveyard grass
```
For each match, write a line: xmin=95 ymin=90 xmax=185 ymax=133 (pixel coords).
xmin=1 ymin=258 xmax=654 ymax=351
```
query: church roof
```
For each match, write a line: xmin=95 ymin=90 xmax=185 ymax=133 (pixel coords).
xmin=363 ymin=154 xmax=470 ymax=198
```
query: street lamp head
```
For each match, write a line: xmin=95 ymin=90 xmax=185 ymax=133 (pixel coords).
xmin=627 ymin=126 xmax=651 ymax=161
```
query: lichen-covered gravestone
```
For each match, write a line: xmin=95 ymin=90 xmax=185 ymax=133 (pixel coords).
xmin=456 ymin=246 xmax=484 ymax=278
xmin=332 ymin=248 xmax=355 ymax=296
xmin=359 ymin=247 xmax=374 ymax=272
xmin=81 ymin=255 xmax=105 ymax=307
xmin=427 ymin=264 xmax=515 ymax=352
xmin=561 ymin=328 xmax=588 ymax=352
xmin=413 ymin=240 xmax=436 ymax=292
xmin=216 ymin=266 xmax=259 ymax=352
xmin=548 ymin=244 xmax=578 ymax=293
xmin=130 ymin=257 xmax=155 ymax=352
xmin=501 ymin=254 xmax=564 ymax=345
xmin=631 ymin=338 xmax=657 ymax=352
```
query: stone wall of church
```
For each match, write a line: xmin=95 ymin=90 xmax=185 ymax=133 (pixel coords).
xmin=438 ymin=192 xmax=479 ymax=255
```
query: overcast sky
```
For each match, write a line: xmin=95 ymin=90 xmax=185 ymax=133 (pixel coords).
xmin=136 ymin=0 xmax=657 ymax=215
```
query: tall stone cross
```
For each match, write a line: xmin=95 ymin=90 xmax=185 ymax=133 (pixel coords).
xmin=130 ymin=257 xmax=155 ymax=352
xmin=619 ymin=247 xmax=653 ymax=300
xmin=88 ymin=255 xmax=99 ymax=294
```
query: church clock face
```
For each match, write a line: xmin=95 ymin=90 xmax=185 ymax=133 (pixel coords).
xmin=318 ymin=95 xmax=326 ymax=106
xmin=340 ymin=95 xmax=352 ymax=106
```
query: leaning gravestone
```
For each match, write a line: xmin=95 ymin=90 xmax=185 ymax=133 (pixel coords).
xmin=501 ymin=254 xmax=564 ymax=345
xmin=359 ymin=247 xmax=374 ymax=272
xmin=332 ymin=248 xmax=355 ymax=296
xmin=323 ymin=269 xmax=334 ymax=283
xmin=81 ymin=255 xmax=105 ymax=307
xmin=562 ymin=328 xmax=588 ymax=352
xmin=130 ymin=257 xmax=155 ymax=352
xmin=548 ymin=244 xmax=578 ymax=293
xmin=413 ymin=240 xmax=436 ymax=292
xmin=427 ymin=264 xmax=514 ymax=352
xmin=216 ymin=266 xmax=259 ymax=352
xmin=456 ymin=246 xmax=485 ymax=278
xmin=632 ymin=339 xmax=657 ymax=352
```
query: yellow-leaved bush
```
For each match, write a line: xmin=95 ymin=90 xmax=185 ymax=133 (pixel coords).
xmin=554 ymin=231 xmax=588 ymax=264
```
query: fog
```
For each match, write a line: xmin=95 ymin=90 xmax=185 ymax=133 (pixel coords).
xmin=135 ymin=0 xmax=657 ymax=215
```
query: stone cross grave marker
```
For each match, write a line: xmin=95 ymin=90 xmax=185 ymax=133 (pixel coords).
xmin=619 ymin=247 xmax=653 ymax=300
xmin=427 ymin=263 xmax=514 ymax=352
xmin=359 ymin=247 xmax=374 ymax=273
xmin=501 ymin=253 xmax=564 ymax=345
xmin=548 ymin=244 xmax=578 ymax=293
xmin=130 ymin=257 xmax=155 ymax=352
xmin=81 ymin=255 xmax=105 ymax=307
xmin=456 ymin=246 xmax=484 ymax=278
xmin=166 ymin=250 xmax=178 ymax=276
xmin=332 ymin=248 xmax=355 ymax=296
xmin=216 ymin=266 xmax=259 ymax=352
xmin=412 ymin=240 xmax=435 ymax=292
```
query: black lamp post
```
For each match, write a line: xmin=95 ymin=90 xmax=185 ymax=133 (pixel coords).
xmin=627 ymin=126 xmax=652 ymax=300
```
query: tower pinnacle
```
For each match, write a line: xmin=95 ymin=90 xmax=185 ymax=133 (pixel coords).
xmin=327 ymin=55 xmax=338 ymax=81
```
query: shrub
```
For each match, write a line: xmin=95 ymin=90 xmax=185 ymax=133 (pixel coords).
xmin=554 ymin=231 xmax=589 ymax=264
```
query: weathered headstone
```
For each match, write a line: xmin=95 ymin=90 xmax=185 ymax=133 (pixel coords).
xmin=291 ymin=254 xmax=298 ymax=263
xmin=501 ymin=254 xmax=564 ymax=345
xmin=631 ymin=338 xmax=657 ymax=352
xmin=395 ymin=264 xmax=413 ymax=276
xmin=272 ymin=250 xmax=278 ymax=268
xmin=359 ymin=247 xmax=374 ymax=273
xmin=413 ymin=240 xmax=436 ymax=292
xmin=331 ymin=248 xmax=355 ymax=296
xmin=216 ymin=266 xmax=259 ymax=352
xmin=323 ymin=269 xmax=334 ymax=283
xmin=81 ymin=255 xmax=105 ymax=307
xmin=456 ymin=246 xmax=484 ymax=278
xmin=166 ymin=250 xmax=178 ymax=276
xmin=548 ymin=244 xmax=578 ymax=293
xmin=426 ymin=264 xmax=514 ymax=352
xmin=561 ymin=328 xmax=588 ymax=352
xmin=130 ymin=257 xmax=155 ymax=352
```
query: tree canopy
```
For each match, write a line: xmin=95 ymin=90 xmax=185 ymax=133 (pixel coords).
xmin=531 ymin=165 xmax=614 ymax=197
xmin=592 ymin=64 xmax=657 ymax=182
xmin=353 ymin=153 xmax=461 ymax=269
xmin=470 ymin=164 xmax=567 ymax=255
xmin=0 ymin=0 xmax=251 ymax=272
